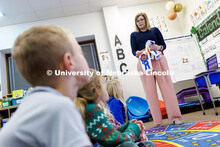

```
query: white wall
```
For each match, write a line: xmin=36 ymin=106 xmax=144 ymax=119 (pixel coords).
xmin=0 ymin=12 xmax=111 ymax=52
xmin=174 ymin=0 xmax=200 ymax=35
xmin=0 ymin=11 xmax=113 ymax=95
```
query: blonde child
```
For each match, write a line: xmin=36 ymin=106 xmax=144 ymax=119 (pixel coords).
xmin=106 ymin=79 xmax=149 ymax=142
xmin=74 ymin=70 xmax=142 ymax=147
xmin=107 ymin=79 xmax=126 ymax=124
xmin=0 ymin=25 xmax=92 ymax=147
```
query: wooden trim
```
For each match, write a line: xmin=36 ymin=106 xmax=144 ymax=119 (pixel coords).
xmin=5 ymin=54 xmax=11 ymax=94
xmin=78 ymin=39 xmax=95 ymax=45
xmin=92 ymin=40 xmax=102 ymax=72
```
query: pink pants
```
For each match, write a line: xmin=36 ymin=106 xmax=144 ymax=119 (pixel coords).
xmin=137 ymin=55 xmax=182 ymax=125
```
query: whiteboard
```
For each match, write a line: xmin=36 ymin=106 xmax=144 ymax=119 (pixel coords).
xmin=164 ymin=36 xmax=206 ymax=83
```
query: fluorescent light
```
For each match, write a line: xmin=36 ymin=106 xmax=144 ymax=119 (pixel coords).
xmin=0 ymin=11 xmax=5 ymax=16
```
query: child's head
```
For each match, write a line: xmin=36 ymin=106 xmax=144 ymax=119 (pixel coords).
xmin=107 ymin=79 xmax=124 ymax=101
xmin=74 ymin=69 xmax=108 ymax=117
xmin=13 ymin=25 xmax=89 ymax=88
xmin=76 ymin=69 xmax=108 ymax=104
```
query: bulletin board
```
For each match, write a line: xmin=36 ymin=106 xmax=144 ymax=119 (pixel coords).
xmin=194 ymin=6 xmax=220 ymax=66
xmin=164 ymin=36 xmax=206 ymax=83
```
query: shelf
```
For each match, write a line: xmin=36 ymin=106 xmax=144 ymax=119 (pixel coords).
xmin=0 ymin=105 xmax=18 ymax=111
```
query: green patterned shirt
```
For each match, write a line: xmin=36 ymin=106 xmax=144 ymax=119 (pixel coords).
xmin=85 ymin=104 xmax=140 ymax=147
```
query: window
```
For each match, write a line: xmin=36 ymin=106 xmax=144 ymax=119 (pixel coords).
xmin=79 ymin=39 xmax=101 ymax=71
xmin=6 ymin=54 xmax=30 ymax=93
xmin=6 ymin=36 xmax=101 ymax=93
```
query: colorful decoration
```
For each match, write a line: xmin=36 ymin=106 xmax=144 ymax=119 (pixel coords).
xmin=205 ymin=0 xmax=214 ymax=10
xmin=174 ymin=3 xmax=183 ymax=12
xmin=168 ymin=11 xmax=177 ymax=20
xmin=198 ymin=3 xmax=207 ymax=17
xmin=140 ymin=40 xmax=162 ymax=73
xmin=165 ymin=1 xmax=175 ymax=11
xmin=190 ymin=26 xmax=197 ymax=34
xmin=165 ymin=1 xmax=183 ymax=21
xmin=12 ymin=89 xmax=23 ymax=99
xmin=190 ymin=0 xmax=218 ymax=25
xmin=145 ymin=40 xmax=161 ymax=60
xmin=140 ymin=53 xmax=152 ymax=71
xmin=146 ymin=121 xmax=220 ymax=147
xmin=150 ymin=16 xmax=168 ymax=37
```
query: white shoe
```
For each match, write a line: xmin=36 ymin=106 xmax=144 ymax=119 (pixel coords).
xmin=156 ymin=123 xmax=164 ymax=127
xmin=173 ymin=120 xmax=182 ymax=125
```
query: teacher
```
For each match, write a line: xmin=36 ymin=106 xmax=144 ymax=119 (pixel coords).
xmin=130 ymin=12 xmax=182 ymax=126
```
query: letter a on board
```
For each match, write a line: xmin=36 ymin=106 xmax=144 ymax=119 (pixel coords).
xmin=115 ymin=35 xmax=122 ymax=46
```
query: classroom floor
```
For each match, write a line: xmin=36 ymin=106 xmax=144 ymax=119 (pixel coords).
xmin=144 ymin=104 xmax=220 ymax=129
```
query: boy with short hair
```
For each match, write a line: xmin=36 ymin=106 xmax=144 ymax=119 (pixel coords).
xmin=0 ymin=25 xmax=92 ymax=147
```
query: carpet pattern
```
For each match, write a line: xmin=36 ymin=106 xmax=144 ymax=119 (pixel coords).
xmin=145 ymin=121 xmax=220 ymax=147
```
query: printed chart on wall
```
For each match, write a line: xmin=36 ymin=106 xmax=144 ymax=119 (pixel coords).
xmin=150 ymin=16 xmax=168 ymax=38
xmin=195 ymin=6 xmax=220 ymax=66
xmin=164 ymin=36 xmax=206 ymax=83
xmin=99 ymin=51 xmax=111 ymax=71
xmin=190 ymin=0 xmax=219 ymax=26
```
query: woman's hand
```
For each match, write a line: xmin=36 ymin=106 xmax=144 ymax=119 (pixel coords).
xmin=136 ymin=49 xmax=145 ymax=58
xmin=150 ymin=44 xmax=162 ymax=51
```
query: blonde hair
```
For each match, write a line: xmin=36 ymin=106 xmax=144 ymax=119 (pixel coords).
xmin=107 ymin=79 xmax=124 ymax=102
xmin=74 ymin=69 xmax=104 ymax=120
xmin=13 ymin=25 xmax=74 ymax=87
xmin=135 ymin=12 xmax=151 ymax=32
xmin=107 ymin=79 xmax=127 ymax=122
xmin=74 ymin=69 xmax=116 ymax=123
xmin=98 ymin=101 xmax=115 ymax=121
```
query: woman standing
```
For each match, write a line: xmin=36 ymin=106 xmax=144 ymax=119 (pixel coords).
xmin=130 ymin=12 xmax=182 ymax=126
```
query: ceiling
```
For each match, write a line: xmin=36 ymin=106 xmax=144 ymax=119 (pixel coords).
xmin=0 ymin=0 xmax=165 ymax=27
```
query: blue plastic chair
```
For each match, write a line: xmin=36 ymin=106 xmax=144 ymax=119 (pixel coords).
xmin=195 ymin=76 xmax=207 ymax=87
xmin=194 ymin=73 xmax=219 ymax=115
xmin=126 ymin=96 xmax=149 ymax=116
xmin=127 ymin=109 xmax=150 ymax=122
xmin=126 ymin=96 xmax=151 ymax=122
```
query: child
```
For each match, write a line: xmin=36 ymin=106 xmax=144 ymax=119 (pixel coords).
xmin=99 ymin=100 xmax=149 ymax=142
xmin=74 ymin=69 xmax=142 ymax=146
xmin=107 ymin=79 xmax=126 ymax=124
xmin=0 ymin=25 xmax=92 ymax=147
